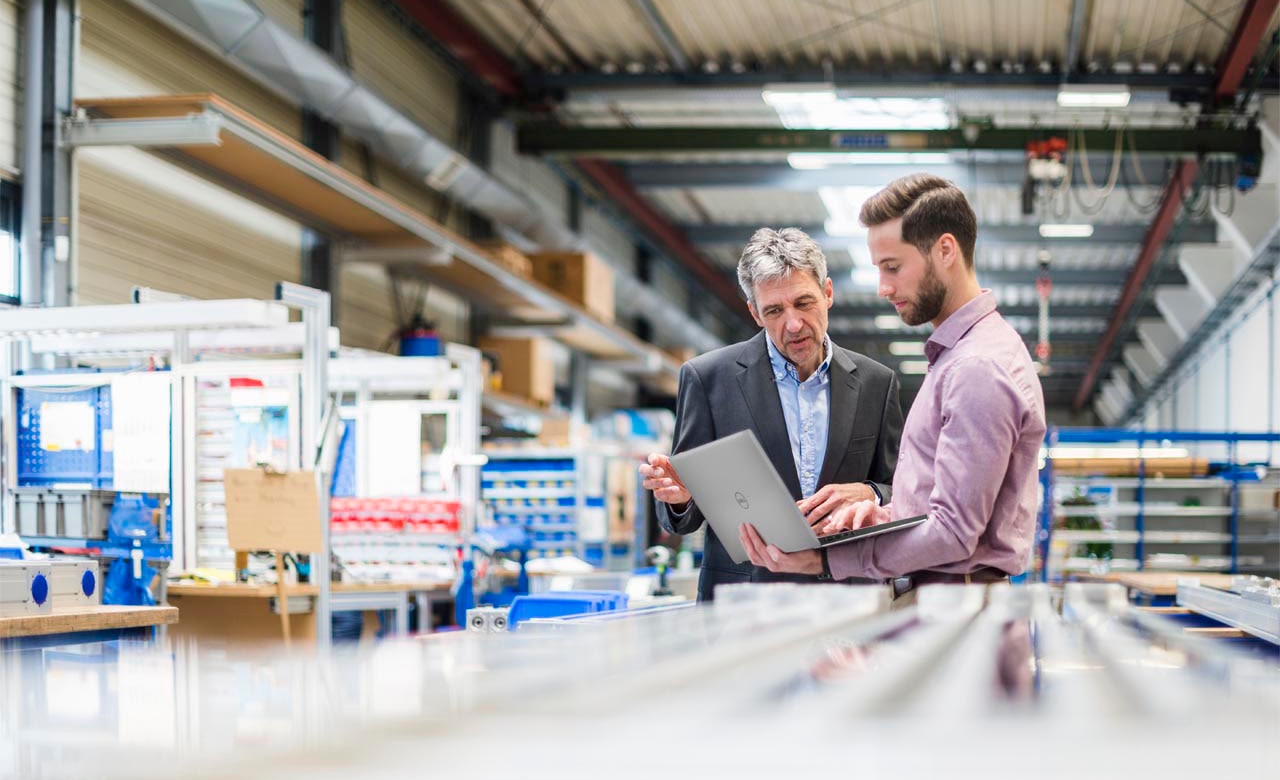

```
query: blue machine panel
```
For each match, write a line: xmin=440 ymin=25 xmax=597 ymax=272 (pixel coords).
xmin=17 ymin=385 xmax=114 ymax=488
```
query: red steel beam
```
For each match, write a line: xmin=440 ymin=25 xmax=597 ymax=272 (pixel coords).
xmin=392 ymin=1 xmax=523 ymax=99
xmin=1214 ymin=0 xmax=1280 ymax=103
xmin=1074 ymin=1 xmax=1276 ymax=411
xmin=575 ymin=158 xmax=747 ymax=317
xmin=1073 ymin=160 xmax=1199 ymax=411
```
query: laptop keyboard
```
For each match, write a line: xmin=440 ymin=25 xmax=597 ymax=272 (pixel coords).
xmin=818 ymin=528 xmax=861 ymax=545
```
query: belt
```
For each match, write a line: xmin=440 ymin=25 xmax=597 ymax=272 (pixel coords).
xmin=891 ymin=567 xmax=1009 ymax=599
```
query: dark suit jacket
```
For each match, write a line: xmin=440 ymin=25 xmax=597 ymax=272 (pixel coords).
xmin=656 ymin=331 xmax=903 ymax=602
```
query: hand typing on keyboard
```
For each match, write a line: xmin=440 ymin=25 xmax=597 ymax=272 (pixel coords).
xmin=797 ymin=482 xmax=878 ymax=529
xmin=821 ymin=500 xmax=891 ymax=536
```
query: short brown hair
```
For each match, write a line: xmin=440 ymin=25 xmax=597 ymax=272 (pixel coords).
xmin=859 ymin=174 xmax=977 ymax=269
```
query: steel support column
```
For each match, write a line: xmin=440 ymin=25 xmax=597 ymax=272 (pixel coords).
xmin=302 ymin=0 xmax=342 ymax=324
xmin=19 ymin=0 xmax=42 ymax=310
xmin=40 ymin=0 xmax=74 ymax=309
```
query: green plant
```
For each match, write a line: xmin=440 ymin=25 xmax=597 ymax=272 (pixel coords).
xmin=1058 ymin=492 xmax=1113 ymax=559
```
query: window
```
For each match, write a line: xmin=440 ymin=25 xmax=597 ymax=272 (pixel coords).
xmin=0 ymin=180 xmax=19 ymax=305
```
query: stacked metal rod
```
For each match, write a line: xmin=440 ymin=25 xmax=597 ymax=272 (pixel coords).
xmin=0 ymin=583 xmax=1275 ymax=779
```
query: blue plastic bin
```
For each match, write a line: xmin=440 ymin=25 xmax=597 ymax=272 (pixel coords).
xmin=506 ymin=590 xmax=629 ymax=628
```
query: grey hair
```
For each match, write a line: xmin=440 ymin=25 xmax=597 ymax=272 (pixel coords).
xmin=736 ymin=227 xmax=829 ymax=305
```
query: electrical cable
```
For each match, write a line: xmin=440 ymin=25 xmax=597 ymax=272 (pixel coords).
xmin=1072 ymin=128 xmax=1122 ymax=215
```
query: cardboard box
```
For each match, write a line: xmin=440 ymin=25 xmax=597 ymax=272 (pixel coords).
xmin=478 ymin=336 xmax=555 ymax=406
xmin=606 ymin=459 xmax=637 ymax=544
xmin=528 ymin=251 xmax=615 ymax=323
xmin=474 ymin=241 xmax=533 ymax=279
xmin=666 ymin=346 xmax=698 ymax=364
xmin=537 ymin=416 xmax=573 ymax=447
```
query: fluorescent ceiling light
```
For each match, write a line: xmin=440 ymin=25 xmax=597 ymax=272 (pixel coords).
xmin=1056 ymin=84 xmax=1131 ymax=108
xmin=819 ymin=186 xmax=879 ymax=236
xmin=874 ymin=315 xmax=902 ymax=330
xmin=764 ymin=90 xmax=951 ymax=130
xmin=1039 ymin=223 xmax=1095 ymax=238
xmin=898 ymin=360 xmax=930 ymax=375
xmin=787 ymin=152 xmax=953 ymax=169
xmin=761 ymin=84 xmax=839 ymax=108
xmin=888 ymin=341 xmax=926 ymax=356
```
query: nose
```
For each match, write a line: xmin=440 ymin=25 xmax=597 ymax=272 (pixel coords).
xmin=785 ymin=314 xmax=804 ymax=333
xmin=878 ymin=276 xmax=894 ymax=299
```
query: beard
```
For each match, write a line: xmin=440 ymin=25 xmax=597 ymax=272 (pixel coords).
xmin=900 ymin=259 xmax=947 ymax=326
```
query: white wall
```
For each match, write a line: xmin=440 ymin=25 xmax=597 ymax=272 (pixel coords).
xmin=1137 ymin=274 xmax=1279 ymax=465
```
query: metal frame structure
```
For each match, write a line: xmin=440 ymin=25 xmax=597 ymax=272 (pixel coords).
xmin=1038 ymin=428 xmax=1280 ymax=581
xmin=0 ymin=289 xmax=336 ymax=645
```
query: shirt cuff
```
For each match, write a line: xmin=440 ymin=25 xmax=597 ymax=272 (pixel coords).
xmin=670 ymin=500 xmax=693 ymax=518
xmin=863 ymin=481 xmax=883 ymax=505
xmin=826 ymin=534 xmax=871 ymax=582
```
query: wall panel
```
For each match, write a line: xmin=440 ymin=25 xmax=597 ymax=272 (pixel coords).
xmin=0 ymin=0 xmax=20 ymax=178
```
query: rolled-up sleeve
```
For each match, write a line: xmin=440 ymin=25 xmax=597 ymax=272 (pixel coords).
xmin=828 ymin=356 xmax=1024 ymax=580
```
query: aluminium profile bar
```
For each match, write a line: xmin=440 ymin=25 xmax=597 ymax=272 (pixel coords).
xmin=62 ymin=112 xmax=223 ymax=148
xmin=1177 ymin=581 xmax=1280 ymax=644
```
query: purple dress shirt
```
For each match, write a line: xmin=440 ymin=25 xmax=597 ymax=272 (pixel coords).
xmin=828 ymin=291 xmax=1046 ymax=581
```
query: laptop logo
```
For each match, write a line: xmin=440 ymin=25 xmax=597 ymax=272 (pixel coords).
xmin=734 ymin=491 xmax=749 ymax=510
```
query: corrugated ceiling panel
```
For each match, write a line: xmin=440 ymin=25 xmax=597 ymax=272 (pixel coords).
xmin=0 ymin=0 xmax=20 ymax=178
xmin=451 ymin=0 xmax=1276 ymax=72
xmin=76 ymin=148 xmax=301 ymax=305
xmin=77 ymin=0 xmax=302 ymax=140
xmin=346 ymin=0 xmax=459 ymax=144
xmin=75 ymin=0 xmax=305 ymax=308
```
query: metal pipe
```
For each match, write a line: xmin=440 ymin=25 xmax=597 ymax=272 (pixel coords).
xmin=20 ymin=0 xmax=43 ymax=309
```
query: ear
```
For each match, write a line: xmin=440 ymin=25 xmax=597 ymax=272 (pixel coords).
xmin=747 ymin=302 xmax=765 ymax=328
xmin=822 ymin=277 xmax=834 ymax=309
xmin=936 ymin=233 xmax=961 ymax=271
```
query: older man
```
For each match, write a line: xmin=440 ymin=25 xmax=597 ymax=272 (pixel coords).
xmin=641 ymin=227 xmax=903 ymax=601
xmin=740 ymin=176 xmax=1047 ymax=606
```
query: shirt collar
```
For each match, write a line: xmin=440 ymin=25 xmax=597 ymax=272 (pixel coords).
xmin=765 ymin=332 xmax=833 ymax=382
xmin=925 ymin=290 xmax=998 ymax=365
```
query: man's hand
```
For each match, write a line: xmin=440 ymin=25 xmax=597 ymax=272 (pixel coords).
xmin=797 ymin=482 xmax=878 ymax=532
xmin=639 ymin=453 xmax=692 ymax=506
xmin=821 ymin=500 xmax=892 ymax=536
xmin=739 ymin=523 xmax=823 ymax=576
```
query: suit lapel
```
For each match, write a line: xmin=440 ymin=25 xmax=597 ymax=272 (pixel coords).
xmin=818 ymin=346 xmax=860 ymax=486
xmin=736 ymin=333 xmax=802 ymax=498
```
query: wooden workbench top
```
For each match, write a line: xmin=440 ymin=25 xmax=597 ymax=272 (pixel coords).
xmin=1076 ymin=571 xmax=1237 ymax=596
xmin=167 ymin=581 xmax=452 ymax=599
xmin=0 ymin=605 xmax=178 ymax=639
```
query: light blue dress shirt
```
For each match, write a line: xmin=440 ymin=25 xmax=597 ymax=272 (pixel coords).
xmin=765 ymin=333 xmax=832 ymax=499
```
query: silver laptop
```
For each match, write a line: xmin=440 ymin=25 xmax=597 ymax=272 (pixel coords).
xmin=670 ymin=430 xmax=926 ymax=565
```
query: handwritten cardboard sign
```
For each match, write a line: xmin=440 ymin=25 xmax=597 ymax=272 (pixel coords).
xmin=223 ymin=469 xmax=324 ymax=553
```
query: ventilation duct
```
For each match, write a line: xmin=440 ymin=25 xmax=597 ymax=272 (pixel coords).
xmin=126 ymin=0 xmax=724 ymax=353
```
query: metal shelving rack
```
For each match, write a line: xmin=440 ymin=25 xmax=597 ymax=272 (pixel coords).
xmin=1037 ymin=429 xmax=1280 ymax=582
xmin=0 ymin=285 xmax=336 ymax=644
